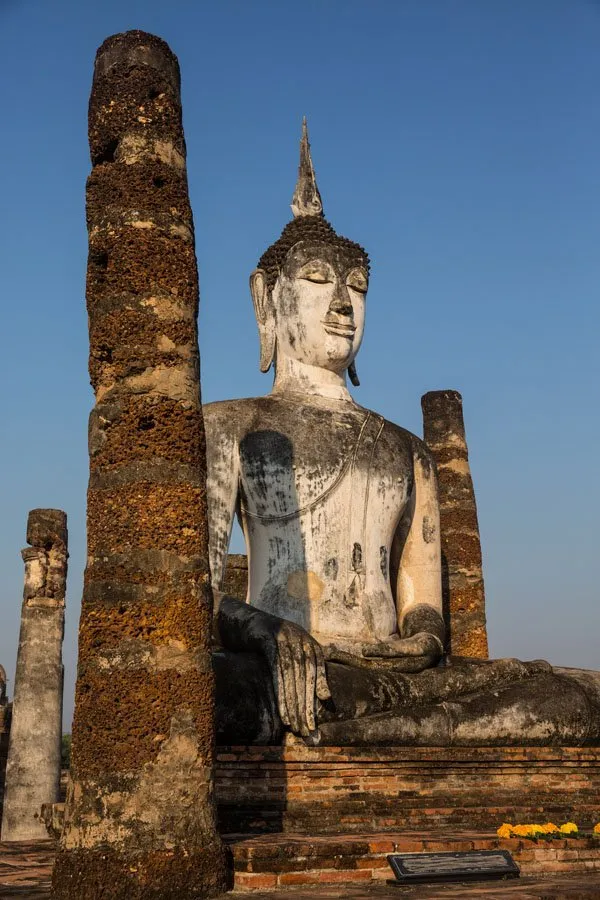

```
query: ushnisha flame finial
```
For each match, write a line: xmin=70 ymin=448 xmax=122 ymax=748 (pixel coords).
xmin=291 ymin=117 xmax=323 ymax=218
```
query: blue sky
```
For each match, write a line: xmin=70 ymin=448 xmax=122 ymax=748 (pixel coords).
xmin=1 ymin=0 xmax=599 ymax=726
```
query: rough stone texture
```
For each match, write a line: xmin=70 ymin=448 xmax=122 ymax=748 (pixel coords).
xmin=222 ymin=554 xmax=249 ymax=601
xmin=215 ymin=745 xmax=600 ymax=834
xmin=421 ymin=390 xmax=489 ymax=658
xmin=51 ymin=31 xmax=227 ymax=899
xmin=1 ymin=510 xmax=67 ymax=841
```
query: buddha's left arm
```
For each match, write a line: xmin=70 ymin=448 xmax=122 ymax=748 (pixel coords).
xmin=393 ymin=441 xmax=445 ymax=656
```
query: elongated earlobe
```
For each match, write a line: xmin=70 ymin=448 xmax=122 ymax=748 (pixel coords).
xmin=250 ymin=269 xmax=276 ymax=373
xmin=348 ymin=361 xmax=360 ymax=386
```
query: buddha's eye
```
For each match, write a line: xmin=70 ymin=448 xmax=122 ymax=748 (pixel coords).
xmin=302 ymin=272 xmax=331 ymax=284
xmin=347 ymin=269 xmax=368 ymax=294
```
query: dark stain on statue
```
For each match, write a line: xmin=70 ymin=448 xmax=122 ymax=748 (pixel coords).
xmin=411 ymin=435 xmax=433 ymax=478
xmin=324 ymin=557 xmax=338 ymax=580
xmin=422 ymin=516 xmax=436 ymax=544
xmin=380 ymin=546 xmax=388 ymax=579
xmin=240 ymin=430 xmax=294 ymax=507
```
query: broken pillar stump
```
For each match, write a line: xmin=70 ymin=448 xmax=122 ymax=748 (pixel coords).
xmin=421 ymin=390 xmax=489 ymax=658
xmin=2 ymin=509 xmax=67 ymax=841
xmin=52 ymin=31 xmax=227 ymax=899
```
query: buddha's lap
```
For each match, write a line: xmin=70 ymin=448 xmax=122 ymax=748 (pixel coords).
xmin=212 ymin=650 xmax=600 ymax=746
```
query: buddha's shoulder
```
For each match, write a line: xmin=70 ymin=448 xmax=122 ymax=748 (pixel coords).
xmin=377 ymin=416 xmax=434 ymax=467
xmin=202 ymin=396 xmax=289 ymax=436
xmin=204 ymin=397 xmax=258 ymax=429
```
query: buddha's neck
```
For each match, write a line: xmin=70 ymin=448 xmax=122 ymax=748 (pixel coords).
xmin=272 ymin=355 xmax=354 ymax=403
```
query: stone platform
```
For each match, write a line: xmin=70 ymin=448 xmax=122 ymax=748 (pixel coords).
xmin=1 ymin=838 xmax=600 ymax=899
xmin=230 ymin=831 xmax=600 ymax=891
xmin=215 ymin=745 xmax=600 ymax=834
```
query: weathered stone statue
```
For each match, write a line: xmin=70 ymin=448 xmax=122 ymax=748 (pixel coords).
xmin=206 ymin=122 xmax=600 ymax=747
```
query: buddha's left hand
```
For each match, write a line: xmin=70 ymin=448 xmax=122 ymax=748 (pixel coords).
xmin=361 ymin=632 xmax=443 ymax=667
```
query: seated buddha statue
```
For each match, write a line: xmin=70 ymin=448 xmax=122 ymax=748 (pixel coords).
xmin=204 ymin=122 xmax=600 ymax=747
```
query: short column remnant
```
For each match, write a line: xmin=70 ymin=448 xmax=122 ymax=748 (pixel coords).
xmin=421 ymin=390 xmax=489 ymax=658
xmin=2 ymin=509 xmax=67 ymax=841
xmin=0 ymin=669 xmax=11 ymax=815
xmin=52 ymin=31 xmax=227 ymax=899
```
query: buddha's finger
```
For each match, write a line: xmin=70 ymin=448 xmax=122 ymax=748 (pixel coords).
xmin=286 ymin=644 xmax=305 ymax=735
xmin=361 ymin=641 xmax=399 ymax=657
xmin=314 ymin=643 xmax=332 ymax=700
xmin=267 ymin=641 xmax=290 ymax=725
xmin=394 ymin=634 xmax=434 ymax=656
xmin=303 ymin=644 xmax=317 ymax=732
xmin=278 ymin=639 xmax=300 ymax=733
xmin=291 ymin=644 xmax=310 ymax=736
xmin=275 ymin=657 xmax=291 ymax=728
xmin=362 ymin=635 xmax=424 ymax=657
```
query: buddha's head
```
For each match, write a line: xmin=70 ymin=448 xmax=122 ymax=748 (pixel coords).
xmin=250 ymin=121 xmax=370 ymax=385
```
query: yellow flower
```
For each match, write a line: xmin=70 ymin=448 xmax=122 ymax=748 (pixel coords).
xmin=497 ymin=824 xmax=513 ymax=838
xmin=512 ymin=824 xmax=533 ymax=837
xmin=559 ymin=823 xmax=578 ymax=834
xmin=542 ymin=823 xmax=559 ymax=834
xmin=592 ymin=823 xmax=600 ymax=835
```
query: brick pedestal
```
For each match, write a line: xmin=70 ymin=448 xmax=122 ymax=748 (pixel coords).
xmin=216 ymin=745 xmax=600 ymax=834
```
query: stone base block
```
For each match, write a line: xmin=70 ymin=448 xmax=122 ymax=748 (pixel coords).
xmin=215 ymin=745 xmax=600 ymax=834
xmin=230 ymin=831 xmax=600 ymax=892
xmin=52 ymin=841 xmax=229 ymax=900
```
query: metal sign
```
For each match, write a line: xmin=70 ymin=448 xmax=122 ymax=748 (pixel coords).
xmin=387 ymin=850 xmax=520 ymax=884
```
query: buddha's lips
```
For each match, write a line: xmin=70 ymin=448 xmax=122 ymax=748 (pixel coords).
xmin=322 ymin=318 xmax=356 ymax=338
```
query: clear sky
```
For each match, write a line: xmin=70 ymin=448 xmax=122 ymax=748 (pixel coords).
xmin=1 ymin=0 xmax=599 ymax=727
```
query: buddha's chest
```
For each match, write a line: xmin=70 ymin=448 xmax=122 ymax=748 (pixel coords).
xmin=237 ymin=403 xmax=413 ymax=528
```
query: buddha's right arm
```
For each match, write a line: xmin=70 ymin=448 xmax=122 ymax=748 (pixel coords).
xmin=203 ymin=402 xmax=241 ymax=592
xmin=214 ymin=594 xmax=330 ymax=737
xmin=203 ymin=403 xmax=329 ymax=736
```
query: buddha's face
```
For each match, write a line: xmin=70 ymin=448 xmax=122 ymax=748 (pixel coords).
xmin=272 ymin=241 xmax=368 ymax=373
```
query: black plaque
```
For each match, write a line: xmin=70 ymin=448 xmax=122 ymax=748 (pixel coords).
xmin=387 ymin=850 xmax=520 ymax=884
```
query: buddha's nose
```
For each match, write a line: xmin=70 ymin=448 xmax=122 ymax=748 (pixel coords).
xmin=329 ymin=285 xmax=353 ymax=317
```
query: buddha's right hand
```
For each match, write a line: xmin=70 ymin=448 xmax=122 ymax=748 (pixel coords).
xmin=216 ymin=595 xmax=331 ymax=737
xmin=258 ymin=617 xmax=332 ymax=738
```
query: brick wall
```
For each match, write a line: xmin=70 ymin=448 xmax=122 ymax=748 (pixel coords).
xmin=216 ymin=744 xmax=600 ymax=835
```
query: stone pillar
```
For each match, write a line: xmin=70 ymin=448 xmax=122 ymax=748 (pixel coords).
xmin=52 ymin=32 xmax=227 ymax=899
xmin=0 ymin=668 xmax=11 ymax=816
xmin=1 ymin=509 xmax=67 ymax=841
xmin=223 ymin=554 xmax=249 ymax=601
xmin=421 ymin=391 xmax=489 ymax=659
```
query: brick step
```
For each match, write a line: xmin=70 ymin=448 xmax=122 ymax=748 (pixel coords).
xmin=218 ymin=803 xmax=600 ymax=834
xmin=1 ymin=836 xmax=599 ymax=896
xmin=226 ymin=831 xmax=600 ymax=892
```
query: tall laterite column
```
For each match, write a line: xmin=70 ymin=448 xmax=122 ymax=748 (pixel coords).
xmin=421 ymin=390 xmax=489 ymax=659
xmin=52 ymin=32 xmax=227 ymax=899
